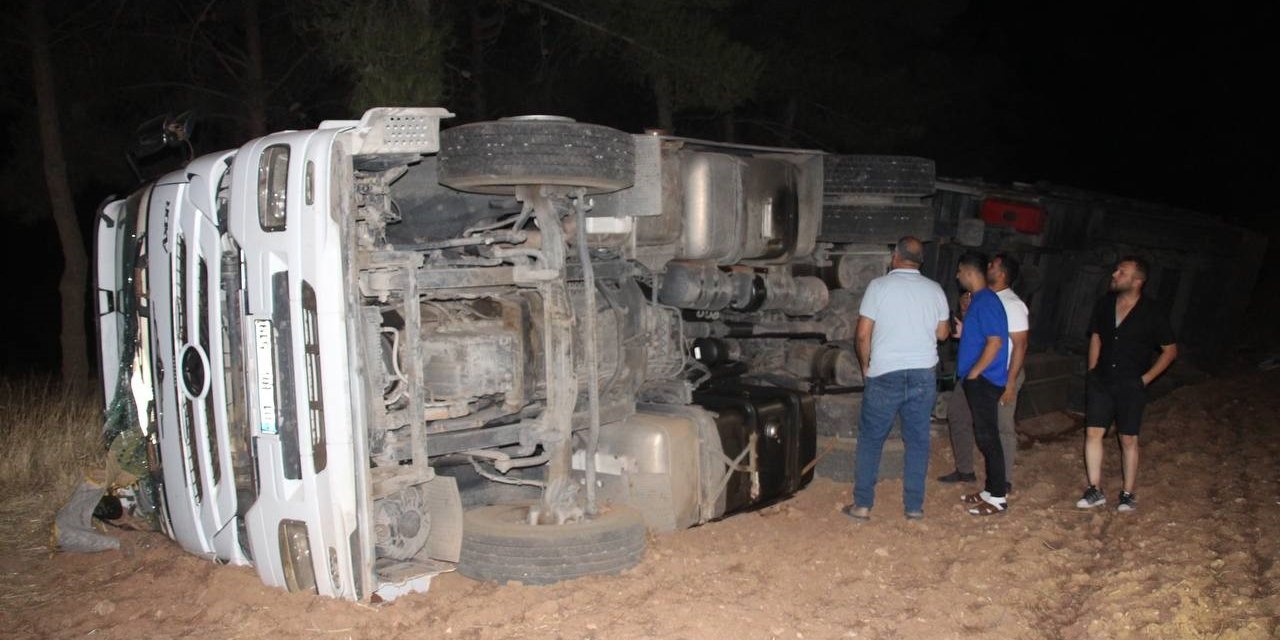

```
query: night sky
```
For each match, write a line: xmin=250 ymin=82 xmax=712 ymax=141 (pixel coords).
xmin=966 ymin=5 xmax=1276 ymax=221
xmin=1 ymin=1 xmax=1275 ymax=376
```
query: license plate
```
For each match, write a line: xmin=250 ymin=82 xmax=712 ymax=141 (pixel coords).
xmin=254 ymin=319 xmax=278 ymax=434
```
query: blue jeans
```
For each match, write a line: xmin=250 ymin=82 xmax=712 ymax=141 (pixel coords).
xmin=853 ymin=367 xmax=937 ymax=513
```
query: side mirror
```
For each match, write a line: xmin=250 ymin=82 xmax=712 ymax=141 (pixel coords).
xmin=130 ymin=111 xmax=195 ymax=159
xmin=126 ymin=111 xmax=197 ymax=183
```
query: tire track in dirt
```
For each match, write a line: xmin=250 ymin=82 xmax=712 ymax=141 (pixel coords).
xmin=1049 ymin=376 xmax=1280 ymax=639
xmin=963 ymin=408 xmax=1131 ymax=638
xmin=1024 ymin=375 xmax=1280 ymax=639
xmin=1216 ymin=395 xmax=1280 ymax=634
xmin=1025 ymin=506 xmax=1124 ymax=638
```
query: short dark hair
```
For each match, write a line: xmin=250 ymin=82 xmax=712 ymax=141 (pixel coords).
xmin=993 ymin=253 xmax=1021 ymax=285
xmin=1118 ymin=255 xmax=1150 ymax=281
xmin=958 ymin=251 xmax=987 ymax=273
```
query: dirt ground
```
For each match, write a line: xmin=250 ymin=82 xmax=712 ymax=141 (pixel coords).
xmin=2 ymin=372 xmax=1277 ymax=640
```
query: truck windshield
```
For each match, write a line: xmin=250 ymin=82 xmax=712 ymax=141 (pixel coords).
xmin=102 ymin=187 xmax=163 ymax=519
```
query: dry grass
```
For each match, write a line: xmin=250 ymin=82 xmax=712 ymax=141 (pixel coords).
xmin=0 ymin=377 xmax=107 ymax=549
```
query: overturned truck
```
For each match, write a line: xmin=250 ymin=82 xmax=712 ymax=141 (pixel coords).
xmin=95 ymin=108 xmax=934 ymax=600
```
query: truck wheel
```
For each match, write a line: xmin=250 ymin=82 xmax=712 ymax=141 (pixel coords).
xmin=457 ymin=503 xmax=646 ymax=585
xmin=438 ymin=117 xmax=635 ymax=195
xmin=824 ymin=155 xmax=936 ymax=198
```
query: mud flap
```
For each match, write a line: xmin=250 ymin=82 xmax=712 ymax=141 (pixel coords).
xmin=421 ymin=475 xmax=463 ymax=563
xmin=369 ymin=476 xmax=463 ymax=602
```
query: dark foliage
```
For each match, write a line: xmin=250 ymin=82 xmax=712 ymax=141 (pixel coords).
xmin=0 ymin=0 xmax=1272 ymax=374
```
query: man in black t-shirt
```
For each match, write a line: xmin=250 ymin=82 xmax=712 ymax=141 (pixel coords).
xmin=1076 ymin=256 xmax=1178 ymax=513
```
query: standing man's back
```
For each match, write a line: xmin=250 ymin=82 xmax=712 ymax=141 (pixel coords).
xmin=844 ymin=236 xmax=950 ymax=523
xmin=862 ymin=270 xmax=953 ymax=378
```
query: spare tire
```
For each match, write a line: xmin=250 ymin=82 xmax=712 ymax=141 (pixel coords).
xmin=458 ymin=503 xmax=646 ymax=585
xmin=438 ymin=117 xmax=635 ymax=195
xmin=824 ymin=155 xmax=936 ymax=198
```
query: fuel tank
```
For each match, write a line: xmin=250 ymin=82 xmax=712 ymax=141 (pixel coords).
xmin=693 ymin=383 xmax=817 ymax=514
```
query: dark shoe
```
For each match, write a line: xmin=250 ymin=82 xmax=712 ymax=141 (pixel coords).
xmin=904 ymin=511 xmax=924 ymax=521
xmin=1116 ymin=491 xmax=1137 ymax=512
xmin=841 ymin=505 xmax=870 ymax=522
xmin=937 ymin=470 xmax=977 ymax=483
xmin=1075 ymin=485 xmax=1105 ymax=509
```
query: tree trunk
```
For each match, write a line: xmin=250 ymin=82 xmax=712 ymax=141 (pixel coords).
xmin=243 ymin=0 xmax=268 ymax=138
xmin=28 ymin=0 xmax=90 ymax=386
xmin=469 ymin=3 xmax=489 ymax=120
xmin=654 ymin=72 xmax=674 ymax=133
xmin=781 ymin=95 xmax=799 ymax=147
xmin=720 ymin=112 xmax=736 ymax=143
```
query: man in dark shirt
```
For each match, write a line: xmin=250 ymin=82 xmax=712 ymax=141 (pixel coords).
xmin=1076 ymin=256 xmax=1178 ymax=512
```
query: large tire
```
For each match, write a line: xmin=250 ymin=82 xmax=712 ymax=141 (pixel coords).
xmin=819 ymin=203 xmax=935 ymax=243
xmin=824 ymin=155 xmax=936 ymax=198
xmin=438 ymin=117 xmax=635 ymax=195
xmin=458 ymin=503 xmax=646 ymax=585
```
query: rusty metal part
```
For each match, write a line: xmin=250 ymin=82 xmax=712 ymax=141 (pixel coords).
xmin=518 ymin=187 xmax=579 ymax=522
xmin=574 ymin=198 xmax=603 ymax=517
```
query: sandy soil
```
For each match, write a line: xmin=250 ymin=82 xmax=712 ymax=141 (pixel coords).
xmin=2 ymin=372 xmax=1277 ymax=640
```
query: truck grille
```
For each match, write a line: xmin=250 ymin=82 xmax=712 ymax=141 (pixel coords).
xmin=198 ymin=258 xmax=221 ymax=486
xmin=272 ymin=272 xmax=302 ymax=480
xmin=222 ymin=246 xmax=258 ymax=558
xmin=301 ymin=282 xmax=327 ymax=473
xmin=175 ymin=238 xmax=202 ymax=504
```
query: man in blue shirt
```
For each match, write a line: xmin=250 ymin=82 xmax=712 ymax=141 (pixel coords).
xmin=955 ymin=252 xmax=1010 ymax=515
xmin=844 ymin=237 xmax=950 ymax=523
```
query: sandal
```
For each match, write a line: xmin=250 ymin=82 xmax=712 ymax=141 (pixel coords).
xmin=967 ymin=499 xmax=1007 ymax=516
xmin=961 ymin=491 xmax=990 ymax=504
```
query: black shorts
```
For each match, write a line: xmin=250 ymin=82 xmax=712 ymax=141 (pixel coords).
xmin=1085 ymin=373 xmax=1147 ymax=436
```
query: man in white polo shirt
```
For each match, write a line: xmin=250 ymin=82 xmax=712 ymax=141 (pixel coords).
xmin=843 ymin=236 xmax=950 ymax=522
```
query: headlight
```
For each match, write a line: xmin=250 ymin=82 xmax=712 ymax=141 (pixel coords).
xmin=278 ymin=519 xmax=317 ymax=593
xmin=258 ymin=145 xmax=290 ymax=231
